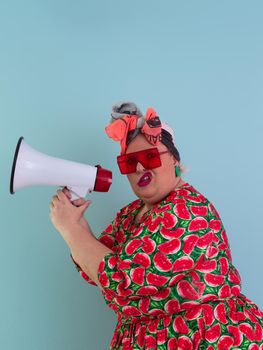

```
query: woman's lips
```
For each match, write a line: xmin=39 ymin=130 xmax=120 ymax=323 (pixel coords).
xmin=137 ymin=172 xmax=152 ymax=187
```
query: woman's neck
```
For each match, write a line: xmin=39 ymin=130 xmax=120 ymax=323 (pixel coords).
xmin=143 ymin=177 xmax=185 ymax=212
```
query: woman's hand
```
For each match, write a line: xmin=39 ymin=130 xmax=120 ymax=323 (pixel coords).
xmin=61 ymin=187 xmax=90 ymax=230
xmin=49 ymin=188 xmax=91 ymax=245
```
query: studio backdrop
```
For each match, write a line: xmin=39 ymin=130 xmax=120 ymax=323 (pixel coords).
xmin=0 ymin=1 xmax=262 ymax=349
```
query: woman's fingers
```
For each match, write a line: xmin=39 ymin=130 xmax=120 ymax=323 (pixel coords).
xmin=52 ymin=195 xmax=58 ymax=202
xmin=53 ymin=187 xmax=87 ymax=209
xmin=62 ymin=187 xmax=71 ymax=199
xmin=56 ymin=189 xmax=68 ymax=202
xmin=72 ymin=198 xmax=86 ymax=206
xmin=59 ymin=188 xmax=86 ymax=206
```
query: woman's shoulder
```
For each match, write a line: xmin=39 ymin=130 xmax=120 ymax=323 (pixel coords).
xmin=117 ymin=197 xmax=142 ymax=217
xmin=166 ymin=182 xmax=221 ymax=220
xmin=167 ymin=182 xmax=209 ymax=203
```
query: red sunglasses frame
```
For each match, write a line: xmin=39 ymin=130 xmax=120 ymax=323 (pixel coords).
xmin=117 ymin=147 xmax=170 ymax=174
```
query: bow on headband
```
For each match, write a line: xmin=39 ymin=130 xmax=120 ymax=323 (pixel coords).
xmin=105 ymin=102 xmax=162 ymax=154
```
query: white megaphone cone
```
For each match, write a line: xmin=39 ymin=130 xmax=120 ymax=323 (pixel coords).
xmin=10 ymin=137 xmax=112 ymax=201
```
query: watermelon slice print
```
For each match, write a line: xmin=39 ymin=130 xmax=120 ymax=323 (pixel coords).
xmin=205 ymin=273 xmax=225 ymax=287
xmin=173 ymin=315 xmax=189 ymax=334
xmin=130 ymin=267 xmax=145 ymax=285
xmin=239 ymin=323 xmax=255 ymax=341
xmin=182 ymin=234 xmax=199 ymax=255
xmin=214 ymin=303 xmax=228 ymax=324
xmin=168 ymin=338 xmax=178 ymax=350
xmin=115 ymin=229 xmax=125 ymax=244
xmin=162 ymin=211 xmax=178 ymax=228
xmin=190 ymin=205 xmax=208 ymax=217
xmin=188 ymin=217 xmax=209 ymax=232
xmin=227 ymin=325 xmax=243 ymax=346
xmin=147 ymin=216 xmax=162 ymax=233
xmin=141 ymin=236 xmax=156 ymax=254
xmin=148 ymin=308 xmax=166 ymax=317
xmin=118 ymin=260 xmax=132 ymax=270
xmin=117 ymin=281 xmax=133 ymax=297
xmin=137 ymin=286 xmax=158 ymax=296
xmin=173 ymin=203 xmax=191 ymax=220
xmin=195 ymin=255 xmax=217 ymax=273
xmin=202 ymin=303 xmax=215 ymax=326
xmin=196 ymin=232 xmax=213 ymax=248
xmin=255 ymin=322 xmax=263 ymax=342
xmin=115 ymin=296 xmax=129 ymax=307
xmin=99 ymin=271 xmax=110 ymax=288
xmin=206 ymin=245 xmax=219 ymax=258
xmin=132 ymin=253 xmax=151 ymax=268
xmin=125 ymin=239 xmax=143 ymax=255
xmin=152 ymin=288 xmax=170 ymax=301
xmin=165 ymin=299 xmax=180 ymax=314
xmin=184 ymin=305 xmax=202 ymax=320
xmin=177 ymin=280 xmax=199 ymax=300
xmin=219 ymin=257 xmax=229 ymax=275
xmin=146 ymin=272 xmax=169 ymax=287
xmin=157 ymin=328 xmax=168 ymax=345
xmin=148 ymin=318 xmax=159 ymax=333
xmin=99 ymin=234 xmax=115 ymax=248
xmin=158 ymin=238 xmax=181 ymax=254
xmin=160 ymin=226 xmax=185 ymax=239
xmin=153 ymin=252 xmax=173 ymax=272
xmin=218 ymin=284 xmax=231 ymax=298
xmin=209 ymin=219 xmax=221 ymax=232
xmin=168 ymin=273 xmax=186 ymax=287
xmin=192 ymin=330 xmax=201 ymax=348
xmin=145 ymin=335 xmax=157 ymax=349
xmin=139 ymin=297 xmax=150 ymax=314
xmin=137 ymin=325 xmax=147 ymax=348
xmin=218 ymin=335 xmax=234 ymax=350
xmin=228 ymin=269 xmax=241 ymax=284
xmin=231 ymin=285 xmax=241 ymax=296
xmin=173 ymin=256 xmax=194 ymax=272
xmin=205 ymin=323 xmax=221 ymax=342
xmin=177 ymin=336 xmax=193 ymax=349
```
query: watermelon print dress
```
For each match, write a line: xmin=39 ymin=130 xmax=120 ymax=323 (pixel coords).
xmin=72 ymin=182 xmax=263 ymax=349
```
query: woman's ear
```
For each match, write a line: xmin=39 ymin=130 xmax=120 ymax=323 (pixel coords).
xmin=173 ymin=157 xmax=178 ymax=166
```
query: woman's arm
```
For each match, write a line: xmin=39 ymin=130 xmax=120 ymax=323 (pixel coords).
xmin=49 ymin=189 xmax=114 ymax=289
xmin=67 ymin=223 xmax=114 ymax=290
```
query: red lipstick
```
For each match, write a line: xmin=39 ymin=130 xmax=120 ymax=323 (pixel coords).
xmin=138 ymin=172 xmax=152 ymax=187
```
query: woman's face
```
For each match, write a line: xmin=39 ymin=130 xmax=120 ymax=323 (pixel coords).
xmin=125 ymin=134 xmax=180 ymax=206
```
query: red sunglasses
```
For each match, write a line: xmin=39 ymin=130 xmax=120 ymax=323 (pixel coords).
xmin=117 ymin=147 xmax=169 ymax=174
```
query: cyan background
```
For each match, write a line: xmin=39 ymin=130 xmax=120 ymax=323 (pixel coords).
xmin=1 ymin=1 xmax=262 ymax=349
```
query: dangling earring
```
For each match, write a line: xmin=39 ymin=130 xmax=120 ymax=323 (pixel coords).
xmin=175 ymin=165 xmax=181 ymax=177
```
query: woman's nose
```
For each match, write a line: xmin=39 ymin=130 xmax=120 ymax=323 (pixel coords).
xmin=136 ymin=161 xmax=145 ymax=172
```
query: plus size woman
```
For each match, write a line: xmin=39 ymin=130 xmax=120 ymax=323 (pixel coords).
xmin=50 ymin=102 xmax=263 ymax=349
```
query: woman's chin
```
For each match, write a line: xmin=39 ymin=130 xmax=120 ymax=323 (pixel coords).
xmin=135 ymin=185 xmax=159 ymax=203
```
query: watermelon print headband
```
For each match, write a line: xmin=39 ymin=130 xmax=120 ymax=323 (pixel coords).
xmin=105 ymin=102 xmax=180 ymax=162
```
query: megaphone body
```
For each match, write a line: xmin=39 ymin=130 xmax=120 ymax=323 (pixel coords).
xmin=10 ymin=137 xmax=112 ymax=200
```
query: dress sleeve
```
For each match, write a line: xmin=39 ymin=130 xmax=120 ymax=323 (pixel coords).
xmin=70 ymin=215 xmax=119 ymax=286
xmin=96 ymin=196 xmax=225 ymax=301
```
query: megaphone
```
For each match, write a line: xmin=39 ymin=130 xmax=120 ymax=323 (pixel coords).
xmin=10 ymin=137 xmax=112 ymax=201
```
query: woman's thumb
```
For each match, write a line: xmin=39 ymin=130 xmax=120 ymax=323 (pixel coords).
xmin=78 ymin=200 xmax=92 ymax=215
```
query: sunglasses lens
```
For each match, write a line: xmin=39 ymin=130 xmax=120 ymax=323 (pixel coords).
xmin=140 ymin=149 xmax=161 ymax=169
xmin=117 ymin=155 xmax=138 ymax=174
xmin=117 ymin=148 xmax=162 ymax=174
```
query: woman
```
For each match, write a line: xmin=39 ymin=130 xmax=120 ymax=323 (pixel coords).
xmin=50 ymin=102 xmax=263 ymax=350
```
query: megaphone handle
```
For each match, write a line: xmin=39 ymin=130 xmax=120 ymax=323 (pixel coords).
xmin=65 ymin=186 xmax=89 ymax=201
